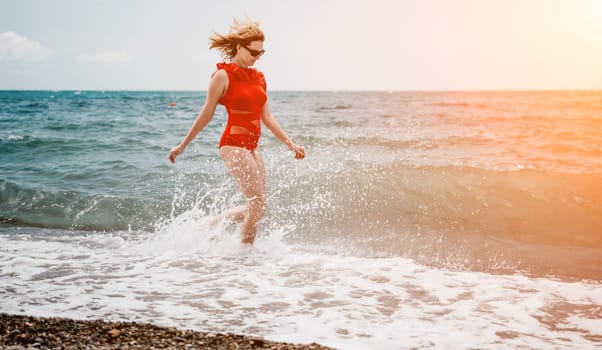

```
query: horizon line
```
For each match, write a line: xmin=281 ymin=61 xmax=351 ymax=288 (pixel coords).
xmin=1 ymin=88 xmax=602 ymax=93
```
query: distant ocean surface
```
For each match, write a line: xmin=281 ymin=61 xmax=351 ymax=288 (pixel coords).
xmin=1 ymin=90 xmax=601 ymax=349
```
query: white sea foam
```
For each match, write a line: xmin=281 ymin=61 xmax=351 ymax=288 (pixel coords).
xmin=0 ymin=217 xmax=600 ymax=350
xmin=7 ymin=134 xmax=24 ymax=141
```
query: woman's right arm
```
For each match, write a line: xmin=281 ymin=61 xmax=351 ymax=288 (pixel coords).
xmin=169 ymin=70 xmax=227 ymax=163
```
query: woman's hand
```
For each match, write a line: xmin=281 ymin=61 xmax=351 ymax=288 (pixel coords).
xmin=289 ymin=143 xmax=305 ymax=160
xmin=168 ymin=144 xmax=184 ymax=163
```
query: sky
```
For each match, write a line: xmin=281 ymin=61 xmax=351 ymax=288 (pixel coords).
xmin=1 ymin=0 xmax=601 ymax=91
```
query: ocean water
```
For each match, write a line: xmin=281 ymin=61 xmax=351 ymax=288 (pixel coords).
xmin=1 ymin=90 xmax=601 ymax=349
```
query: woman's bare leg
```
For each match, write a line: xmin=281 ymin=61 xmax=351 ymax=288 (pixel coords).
xmin=219 ymin=146 xmax=266 ymax=244
xmin=251 ymin=148 xmax=266 ymax=193
xmin=207 ymin=205 xmax=246 ymax=226
xmin=210 ymin=150 xmax=265 ymax=226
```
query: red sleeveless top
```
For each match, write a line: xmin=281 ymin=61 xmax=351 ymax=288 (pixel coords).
xmin=216 ymin=62 xmax=267 ymax=151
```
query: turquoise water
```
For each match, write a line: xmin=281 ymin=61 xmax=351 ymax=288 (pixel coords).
xmin=1 ymin=90 xmax=218 ymax=230
xmin=1 ymin=90 xmax=601 ymax=348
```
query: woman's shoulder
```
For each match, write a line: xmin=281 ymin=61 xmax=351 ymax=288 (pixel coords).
xmin=210 ymin=67 xmax=228 ymax=83
xmin=215 ymin=62 xmax=264 ymax=85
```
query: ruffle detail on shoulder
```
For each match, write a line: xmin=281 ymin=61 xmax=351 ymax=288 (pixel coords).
xmin=216 ymin=62 xmax=266 ymax=89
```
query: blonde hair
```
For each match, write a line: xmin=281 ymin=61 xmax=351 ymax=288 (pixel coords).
xmin=209 ymin=18 xmax=265 ymax=59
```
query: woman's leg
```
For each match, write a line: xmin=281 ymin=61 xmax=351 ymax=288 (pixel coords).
xmin=219 ymin=146 xmax=266 ymax=244
xmin=251 ymin=148 xmax=266 ymax=193
xmin=207 ymin=205 xmax=246 ymax=227
xmin=210 ymin=149 xmax=265 ymax=226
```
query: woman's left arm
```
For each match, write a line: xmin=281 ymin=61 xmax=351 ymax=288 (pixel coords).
xmin=261 ymin=102 xmax=305 ymax=160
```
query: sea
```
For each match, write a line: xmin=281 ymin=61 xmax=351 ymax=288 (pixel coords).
xmin=1 ymin=90 xmax=601 ymax=349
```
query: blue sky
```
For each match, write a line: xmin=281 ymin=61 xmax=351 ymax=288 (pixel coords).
xmin=1 ymin=0 xmax=601 ymax=90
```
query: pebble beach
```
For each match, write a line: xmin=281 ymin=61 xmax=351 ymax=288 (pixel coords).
xmin=0 ymin=314 xmax=332 ymax=349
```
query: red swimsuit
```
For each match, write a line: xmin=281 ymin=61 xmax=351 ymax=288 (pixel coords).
xmin=216 ymin=62 xmax=267 ymax=151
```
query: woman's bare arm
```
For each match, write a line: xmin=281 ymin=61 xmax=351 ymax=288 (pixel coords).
xmin=261 ymin=102 xmax=305 ymax=159
xmin=169 ymin=70 xmax=227 ymax=163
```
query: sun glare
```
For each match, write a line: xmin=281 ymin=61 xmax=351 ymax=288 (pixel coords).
xmin=580 ymin=0 xmax=602 ymax=24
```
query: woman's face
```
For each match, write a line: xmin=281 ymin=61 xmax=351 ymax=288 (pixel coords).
xmin=237 ymin=40 xmax=264 ymax=66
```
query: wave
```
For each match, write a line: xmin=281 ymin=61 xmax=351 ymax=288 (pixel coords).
xmin=316 ymin=104 xmax=353 ymax=111
xmin=0 ymin=180 xmax=165 ymax=232
xmin=432 ymin=102 xmax=478 ymax=108
xmin=266 ymin=161 xmax=602 ymax=279
xmin=276 ymin=162 xmax=602 ymax=242
xmin=312 ymin=134 xmax=501 ymax=150
xmin=7 ymin=135 xmax=24 ymax=141
xmin=0 ymin=136 xmax=84 ymax=156
xmin=3 ymin=162 xmax=601 ymax=244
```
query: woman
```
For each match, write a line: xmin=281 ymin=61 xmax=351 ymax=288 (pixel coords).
xmin=168 ymin=18 xmax=305 ymax=245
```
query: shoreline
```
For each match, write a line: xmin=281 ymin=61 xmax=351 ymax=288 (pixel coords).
xmin=0 ymin=313 xmax=333 ymax=349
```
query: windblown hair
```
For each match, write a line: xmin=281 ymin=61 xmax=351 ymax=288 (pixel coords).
xmin=209 ymin=18 xmax=265 ymax=59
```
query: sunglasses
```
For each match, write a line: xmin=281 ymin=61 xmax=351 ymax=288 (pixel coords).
xmin=242 ymin=45 xmax=265 ymax=57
